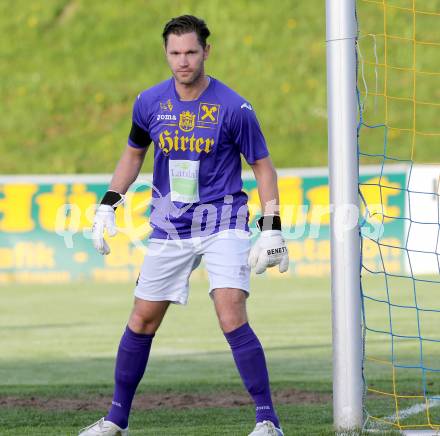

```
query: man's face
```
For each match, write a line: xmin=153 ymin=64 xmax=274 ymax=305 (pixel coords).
xmin=165 ymin=32 xmax=210 ymax=86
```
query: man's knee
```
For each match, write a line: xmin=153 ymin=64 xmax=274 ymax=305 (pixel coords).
xmin=218 ymin=314 xmax=247 ymax=333
xmin=213 ymin=288 xmax=248 ymax=333
xmin=129 ymin=312 xmax=159 ymax=334
xmin=128 ymin=300 xmax=169 ymax=334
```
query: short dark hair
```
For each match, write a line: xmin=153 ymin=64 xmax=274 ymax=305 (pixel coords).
xmin=162 ymin=15 xmax=210 ymax=48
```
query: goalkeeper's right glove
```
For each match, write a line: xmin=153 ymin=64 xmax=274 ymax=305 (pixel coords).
xmin=92 ymin=190 xmax=124 ymax=255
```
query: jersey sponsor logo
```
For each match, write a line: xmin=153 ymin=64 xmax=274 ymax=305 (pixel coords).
xmin=159 ymin=99 xmax=174 ymax=112
xmin=157 ymin=114 xmax=177 ymax=121
xmin=158 ymin=129 xmax=214 ymax=155
xmin=240 ymin=102 xmax=253 ymax=111
xmin=179 ymin=111 xmax=196 ymax=132
xmin=198 ymin=102 xmax=220 ymax=124
xmin=169 ymin=160 xmax=200 ymax=203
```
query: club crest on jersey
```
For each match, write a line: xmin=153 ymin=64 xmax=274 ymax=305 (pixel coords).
xmin=159 ymin=99 xmax=173 ymax=112
xmin=179 ymin=111 xmax=196 ymax=132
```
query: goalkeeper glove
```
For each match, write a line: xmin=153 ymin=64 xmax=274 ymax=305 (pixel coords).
xmin=248 ymin=215 xmax=289 ymax=274
xmin=92 ymin=190 xmax=124 ymax=255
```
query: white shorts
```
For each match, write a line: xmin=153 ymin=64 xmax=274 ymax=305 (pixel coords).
xmin=134 ymin=229 xmax=251 ymax=305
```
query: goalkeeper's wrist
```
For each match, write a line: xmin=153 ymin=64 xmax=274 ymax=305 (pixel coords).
xmin=100 ymin=190 xmax=125 ymax=210
xmin=256 ymin=215 xmax=282 ymax=231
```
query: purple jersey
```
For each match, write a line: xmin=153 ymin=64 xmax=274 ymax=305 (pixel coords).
xmin=128 ymin=77 xmax=269 ymax=239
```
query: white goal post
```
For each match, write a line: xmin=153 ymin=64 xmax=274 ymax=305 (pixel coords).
xmin=326 ymin=0 xmax=363 ymax=432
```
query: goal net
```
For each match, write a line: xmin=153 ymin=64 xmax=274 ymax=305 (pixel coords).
xmin=357 ymin=0 xmax=440 ymax=432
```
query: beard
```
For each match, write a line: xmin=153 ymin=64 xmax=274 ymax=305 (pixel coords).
xmin=174 ymin=65 xmax=204 ymax=86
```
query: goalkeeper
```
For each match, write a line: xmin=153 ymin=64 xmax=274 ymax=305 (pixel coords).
xmin=80 ymin=14 xmax=289 ymax=436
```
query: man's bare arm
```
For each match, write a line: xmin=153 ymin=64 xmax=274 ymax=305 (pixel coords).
xmin=92 ymin=144 xmax=147 ymax=255
xmin=248 ymin=156 xmax=289 ymax=273
xmin=250 ymin=156 xmax=280 ymax=216
xmin=109 ymin=144 xmax=148 ymax=194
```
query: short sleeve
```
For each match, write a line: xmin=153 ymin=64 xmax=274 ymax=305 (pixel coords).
xmin=128 ymin=94 xmax=152 ymax=149
xmin=230 ymin=103 xmax=269 ymax=164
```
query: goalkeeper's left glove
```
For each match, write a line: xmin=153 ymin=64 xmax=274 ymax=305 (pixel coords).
xmin=92 ymin=190 xmax=124 ymax=255
xmin=248 ymin=215 xmax=289 ymax=274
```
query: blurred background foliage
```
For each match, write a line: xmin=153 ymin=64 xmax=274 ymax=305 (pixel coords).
xmin=0 ymin=0 xmax=327 ymax=174
xmin=2 ymin=1 xmax=438 ymax=174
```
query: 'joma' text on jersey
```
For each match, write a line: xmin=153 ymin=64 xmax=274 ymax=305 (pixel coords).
xmin=157 ymin=114 xmax=177 ymax=121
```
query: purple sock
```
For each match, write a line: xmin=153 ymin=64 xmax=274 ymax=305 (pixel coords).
xmin=224 ymin=322 xmax=280 ymax=428
xmin=106 ymin=326 xmax=154 ymax=429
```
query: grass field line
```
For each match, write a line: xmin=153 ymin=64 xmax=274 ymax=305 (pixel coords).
xmin=401 ymin=430 xmax=440 ymax=435
xmin=366 ymin=399 xmax=440 ymax=434
xmin=383 ymin=399 xmax=440 ymax=423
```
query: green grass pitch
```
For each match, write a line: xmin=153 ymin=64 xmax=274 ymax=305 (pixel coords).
xmin=1 ymin=275 xmax=437 ymax=435
xmin=0 ymin=276 xmax=338 ymax=435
